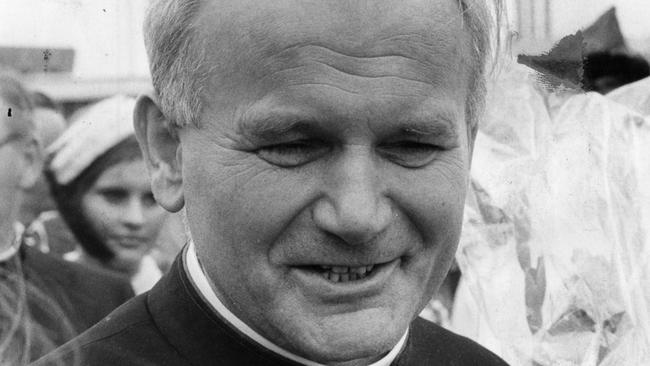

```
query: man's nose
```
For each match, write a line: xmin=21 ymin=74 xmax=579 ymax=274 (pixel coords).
xmin=312 ymin=149 xmax=392 ymax=245
xmin=121 ymin=198 xmax=145 ymax=228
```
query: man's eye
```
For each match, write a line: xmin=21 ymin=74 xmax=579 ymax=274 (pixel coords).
xmin=377 ymin=141 xmax=441 ymax=168
xmin=257 ymin=140 xmax=329 ymax=167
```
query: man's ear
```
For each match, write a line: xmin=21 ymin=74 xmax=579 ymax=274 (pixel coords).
xmin=133 ymin=94 xmax=185 ymax=213
xmin=18 ymin=137 xmax=43 ymax=189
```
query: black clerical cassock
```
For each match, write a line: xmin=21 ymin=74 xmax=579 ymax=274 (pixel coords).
xmin=34 ymin=244 xmax=509 ymax=366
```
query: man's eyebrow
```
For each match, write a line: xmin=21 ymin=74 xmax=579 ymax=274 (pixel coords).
xmin=397 ymin=115 xmax=459 ymax=140
xmin=236 ymin=108 xmax=460 ymax=141
xmin=236 ymin=110 xmax=315 ymax=140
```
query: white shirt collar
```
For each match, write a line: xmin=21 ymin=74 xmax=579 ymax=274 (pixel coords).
xmin=0 ymin=222 xmax=24 ymax=262
xmin=185 ymin=241 xmax=408 ymax=366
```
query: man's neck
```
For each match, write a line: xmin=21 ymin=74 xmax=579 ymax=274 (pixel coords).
xmin=184 ymin=241 xmax=408 ymax=366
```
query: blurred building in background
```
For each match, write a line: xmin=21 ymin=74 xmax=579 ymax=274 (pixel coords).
xmin=0 ymin=0 xmax=150 ymax=115
xmin=510 ymin=0 xmax=650 ymax=57
xmin=0 ymin=0 xmax=649 ymax=114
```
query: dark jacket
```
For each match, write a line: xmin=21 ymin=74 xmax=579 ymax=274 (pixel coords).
xmin=34 ymin=248 xmax=508 ymax=366
xmin=20 ymin=245 xmax=134 ymax=360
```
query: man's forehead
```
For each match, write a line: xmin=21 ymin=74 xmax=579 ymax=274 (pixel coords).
xmin=197 ymin=0 xmax=464 ymax=28
xmin=194 ymin=0 xmax=468 ymax=72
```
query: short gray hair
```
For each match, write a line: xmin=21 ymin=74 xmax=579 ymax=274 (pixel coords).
xmin=144 ymin=0 xmax=503 ymax=130
xmin=459 ymin=0 xmax=504 ymax=133
xmin=143 ymin=0 xmax=206 ymax=129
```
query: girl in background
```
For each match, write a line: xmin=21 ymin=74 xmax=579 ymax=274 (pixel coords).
xmin=46 ymin=95 xmax=166 ymax=294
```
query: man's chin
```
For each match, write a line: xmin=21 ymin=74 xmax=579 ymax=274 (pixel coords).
xmin=280 ymin=308 xmax=408 ymax=365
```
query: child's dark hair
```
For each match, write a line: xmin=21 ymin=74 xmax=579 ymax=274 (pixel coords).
xmin=46 ymin=136 xmax=143 ymax=262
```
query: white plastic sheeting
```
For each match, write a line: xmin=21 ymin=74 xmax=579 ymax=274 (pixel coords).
xmin=454 ymin=61 xmax=650 ymax=366
xmin=608 ymin=76 xmax=650 ymax=116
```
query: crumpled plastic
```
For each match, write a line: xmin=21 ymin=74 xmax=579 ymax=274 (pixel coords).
xmin=608 ymin=76 xmax=650 ymax=116
xmin=453 ymin=61 xmax=650 ymax=366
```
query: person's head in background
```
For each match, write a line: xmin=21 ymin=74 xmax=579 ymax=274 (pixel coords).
xmin=583 ymin=52 xmax=650 ymax=94
xmin=0 ymin=71 xmax=73 ymax=366
xmin=31 ymin=92 xmax=67 ymax=149
xmin=0 ymin=71 xmax=42 ymax=248
xmin=19 ymin=91 xmax=67 ymax=225
xmin=46 ymin=96 xmax=166 ymax=277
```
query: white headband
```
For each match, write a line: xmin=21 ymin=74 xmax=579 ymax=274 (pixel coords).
xmin=47 ymin=95 xmax=137 ymax=185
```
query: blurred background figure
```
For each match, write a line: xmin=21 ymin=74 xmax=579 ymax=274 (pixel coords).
xmin=30 ymin=92 xmax=67 ymax=148
xmin=0 ymin=70 xmax=133 ymax=364
xmin=19 ymin=91 xmax=78 ymax=256
xmin=18 ymin=91 xmax=67 ymax=226
xmin=46 ymin=95 xmax=166 ymax=294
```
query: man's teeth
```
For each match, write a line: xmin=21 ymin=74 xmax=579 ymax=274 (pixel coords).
xmin=319 ymin=265 xmax=375 ymax=282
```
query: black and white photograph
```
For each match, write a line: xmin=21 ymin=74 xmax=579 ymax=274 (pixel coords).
xmin=0 ymin=0 xmax=648 ymax=365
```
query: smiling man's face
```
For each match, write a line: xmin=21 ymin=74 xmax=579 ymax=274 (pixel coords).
xmin=180 ymin=0 xmax=474 ymax=364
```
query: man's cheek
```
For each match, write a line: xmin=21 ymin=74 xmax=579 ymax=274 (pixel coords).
xmin=401 ymin=189 xmax=464 ymax=249
xmin=221 ymin=169 xmax=316 ymax=218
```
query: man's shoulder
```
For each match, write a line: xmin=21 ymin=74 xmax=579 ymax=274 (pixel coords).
xmin=401 ymin=317 xmax=509 ymax=366
xmin=33 ymin=293 xmax=188 ymax=366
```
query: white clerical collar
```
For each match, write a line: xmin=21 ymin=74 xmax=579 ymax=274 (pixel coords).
xmin=185 ymin=241 xmax=408 ymax=366
xmin=0 ymin=222 xmax=24 ymax=262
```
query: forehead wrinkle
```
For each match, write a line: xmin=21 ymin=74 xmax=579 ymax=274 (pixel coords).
xmin=206 ymin=2 xmax=468 ymax=72
xmin=256 ymin=63 xmax=444 ymax=101
xmin=259 ymin=44 xmax=448 ymax=88
xmin=197 ymin=0 xmax=472 ymax=102
xmin=251 ymin=11 xmax=469 ymax=87
xmin=241 ymin=0 xmax=468 ymax=53
xmin=290 ymin=82 xmax=433 ymax=101
xmin=374 ymin=31 xmax=471 ymax=72
xmin=196 ymin=0 xmax=472 ymax=138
